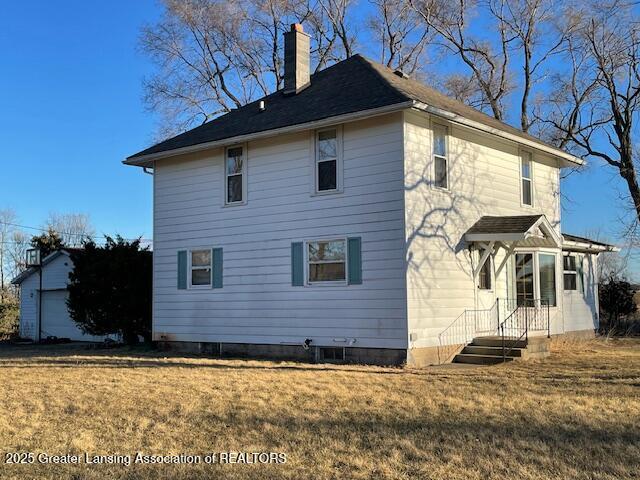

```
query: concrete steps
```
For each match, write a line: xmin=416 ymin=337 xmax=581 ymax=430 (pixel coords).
xmin=453 ymin=335 xmax=550 ymax=365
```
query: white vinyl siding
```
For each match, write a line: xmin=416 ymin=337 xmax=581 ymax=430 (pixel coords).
xmin=152 ymin=113 xmax=407 ymax=348
xmin=404 ymin=110 xmax=562 ymax=346
xmin=563 ymin=252 xmax=599 ymax=332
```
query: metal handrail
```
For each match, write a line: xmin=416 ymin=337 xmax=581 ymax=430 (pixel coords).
xmin=499 ymin=299 xmax=550 ymax=362
xmin=437 ymin=300 xmax=498 ymax=364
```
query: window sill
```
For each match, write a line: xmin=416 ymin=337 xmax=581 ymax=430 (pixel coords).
xmin=431 ymin=185 xmax=451 ymax=194
xmin=305 ymin=281 xmax=348 ymax=287
xmin=223 ymin=201 xmax=247 ymax=208
xmin=312 ymin=189 xmax=343 ymax=197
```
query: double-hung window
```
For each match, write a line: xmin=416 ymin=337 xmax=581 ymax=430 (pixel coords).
xmin=307 ymin=239 xmax=346 ymax=283
xmin=563 ymin=255 xmax=577 ymax=290
xmin=190 ymin=249 xmax=212 ymax=287
xmin=563 ymin=254 xmax=583 ymax=292
xmin=433 ymin=124 xmax=448 ymax=189
xmin=315 ymin=129 xmax=340 ymax=193
xmin=225 ymin=145 xmax=246 ymax=204
xmin=521 ymin=151 xmax=533 ymax=206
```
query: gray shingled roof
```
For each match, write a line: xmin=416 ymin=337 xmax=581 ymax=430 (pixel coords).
xmin=467 ymin=215 xmax=543 ymax=235
xmin=127 ymin=54 xmax=563 ymax=161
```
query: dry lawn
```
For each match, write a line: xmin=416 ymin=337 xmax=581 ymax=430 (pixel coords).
xmin=0 ymin=338 xmax=639 ymax=479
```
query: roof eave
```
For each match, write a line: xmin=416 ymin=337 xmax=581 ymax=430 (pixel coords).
xmin=562 ymin=240 xmax=620 ymax=253
xmin=412 ymin=102 xmax=584 ymax=168
xmin=123 ymin=100 xmax=415 ymax=167
xmin=10 ymin=250 xmax=71 ymax=285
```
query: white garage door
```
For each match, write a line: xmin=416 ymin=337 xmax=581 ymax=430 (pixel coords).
xmin=41 ymin=290 xmax=102 ymax=341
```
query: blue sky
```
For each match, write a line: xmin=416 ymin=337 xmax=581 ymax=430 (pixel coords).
xmin=0 ymin=1 xmax=634 ymax=277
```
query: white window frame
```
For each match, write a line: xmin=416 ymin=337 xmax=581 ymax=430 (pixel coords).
xmin=304 ymin=238 xmax=348 ymax=286
xmin=312 ymin=126 xmax=343 ymax=195
xmin=432 ymin=122 xmax=449 ymax=190
xmin=188 ymin=248 xmax=212 ymax=289
xmin=224 ymin=144 xmax=248 ymax=206
xmin=513 ymin=251 xmax=558 ymax=307
xmin=520 ymin=150 xmax=534 ymax=207
xmin=477 ymin=255 xmax=493 ymax=291
xmin=563 ymin=253 xmax=583 ymax=293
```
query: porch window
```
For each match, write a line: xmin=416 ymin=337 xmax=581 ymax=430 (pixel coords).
xmin=539 ymin=253 xmax=557 ymax=307
xmin=515 ymin=253 xmax=534 ymax=306
xmin=478 ymin=256 xmax=492 ymax=290
xmin=521 ymin=151 xmax=533 ymax=206
xmin=433 ymin=124 xmax=448 ymax=189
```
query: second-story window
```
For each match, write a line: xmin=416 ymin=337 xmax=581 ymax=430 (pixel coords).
xmin=315 ymin=128 xmax=341 ymax=193
xmin=226 ymin=145 xmax=246 ymax=205
xmin=521 ymin=151 xmax=533 ymax=206
xmin=433 ymin=124 xmax=448 ymax=189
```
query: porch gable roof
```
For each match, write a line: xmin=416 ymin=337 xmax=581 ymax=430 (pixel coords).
xmin=464 ymin=215 xmax=561 ymax=246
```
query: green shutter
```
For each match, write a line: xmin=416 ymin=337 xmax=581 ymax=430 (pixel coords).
xmin=348 ymin=237 xmax=362 ymax=285
xmin=177 ymin=250 xmax=187 ymax=290
xmin=291 ymin=242 xmax=304 ymax=286
xmin=212 ymin=248 xmax=223 ymax=289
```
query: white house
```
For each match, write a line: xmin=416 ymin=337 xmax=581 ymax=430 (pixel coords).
xmin=11 ymin=249 xmax=106 ymax=342
xmin=124 ymin=24 xmax=617 ymax=366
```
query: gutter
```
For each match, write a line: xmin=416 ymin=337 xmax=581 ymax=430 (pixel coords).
xmin=562 ymin=240 xmax=620 ymax=253
xmin=123 ymin=101 xmax=414 ymax=167
xmin=412 ymin=101 xmax=584 ymax=168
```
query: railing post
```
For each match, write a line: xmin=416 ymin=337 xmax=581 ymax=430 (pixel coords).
xmin=501 ymin=323 xmax=505 ymax=362
xmin=547 ymin=302 xmax=551 ymax=338
xmin=496 ymin=298 xmax=500 ymax=334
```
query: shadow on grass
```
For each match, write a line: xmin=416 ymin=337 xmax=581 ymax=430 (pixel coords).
xmin=0 ymin=343 xmax=434 ymax=376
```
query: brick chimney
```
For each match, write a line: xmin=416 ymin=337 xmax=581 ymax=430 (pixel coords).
xmin=284 ymin=23 xmax=310 ymax=95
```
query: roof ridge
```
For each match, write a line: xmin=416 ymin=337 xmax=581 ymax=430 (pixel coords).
xmin=350 ymin=54 xmax=413 ymax=103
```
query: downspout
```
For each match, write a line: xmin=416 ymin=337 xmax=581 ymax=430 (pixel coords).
xmin=143 ymin=167 xmax=154 ymax=175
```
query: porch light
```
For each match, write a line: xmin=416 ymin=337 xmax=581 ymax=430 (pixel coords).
xmin=26 ymin=248 xmax=41 ymax=267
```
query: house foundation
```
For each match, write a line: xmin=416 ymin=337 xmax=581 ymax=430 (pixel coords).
xmin=156 ymin=341 xmax=406 ymax=366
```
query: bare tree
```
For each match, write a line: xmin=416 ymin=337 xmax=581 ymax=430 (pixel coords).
xmin=45 ymin=213 xmax=95 ymax=248
xmin=542 ymin=1 xmax=640 ymax=238
xmin=409 ymin=0 xmax=513 ymax=120
xmin=141 ymin=0 xmax=353 ymax=139
xmin=7 ymin=230 xmax=29 ymax=284
xmin=316 ymin=0 xmax=356 ymax=59
xmin=0 ymin=209 xmax=17 ymax=300
xmin=487 ymin=0 xmax=577 ymax=132
xmin=367 ymin=0 xmax=432 ymax=75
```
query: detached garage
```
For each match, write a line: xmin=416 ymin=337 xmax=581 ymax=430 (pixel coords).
xmin=11 ymin=249 xmax=105 ymax=342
